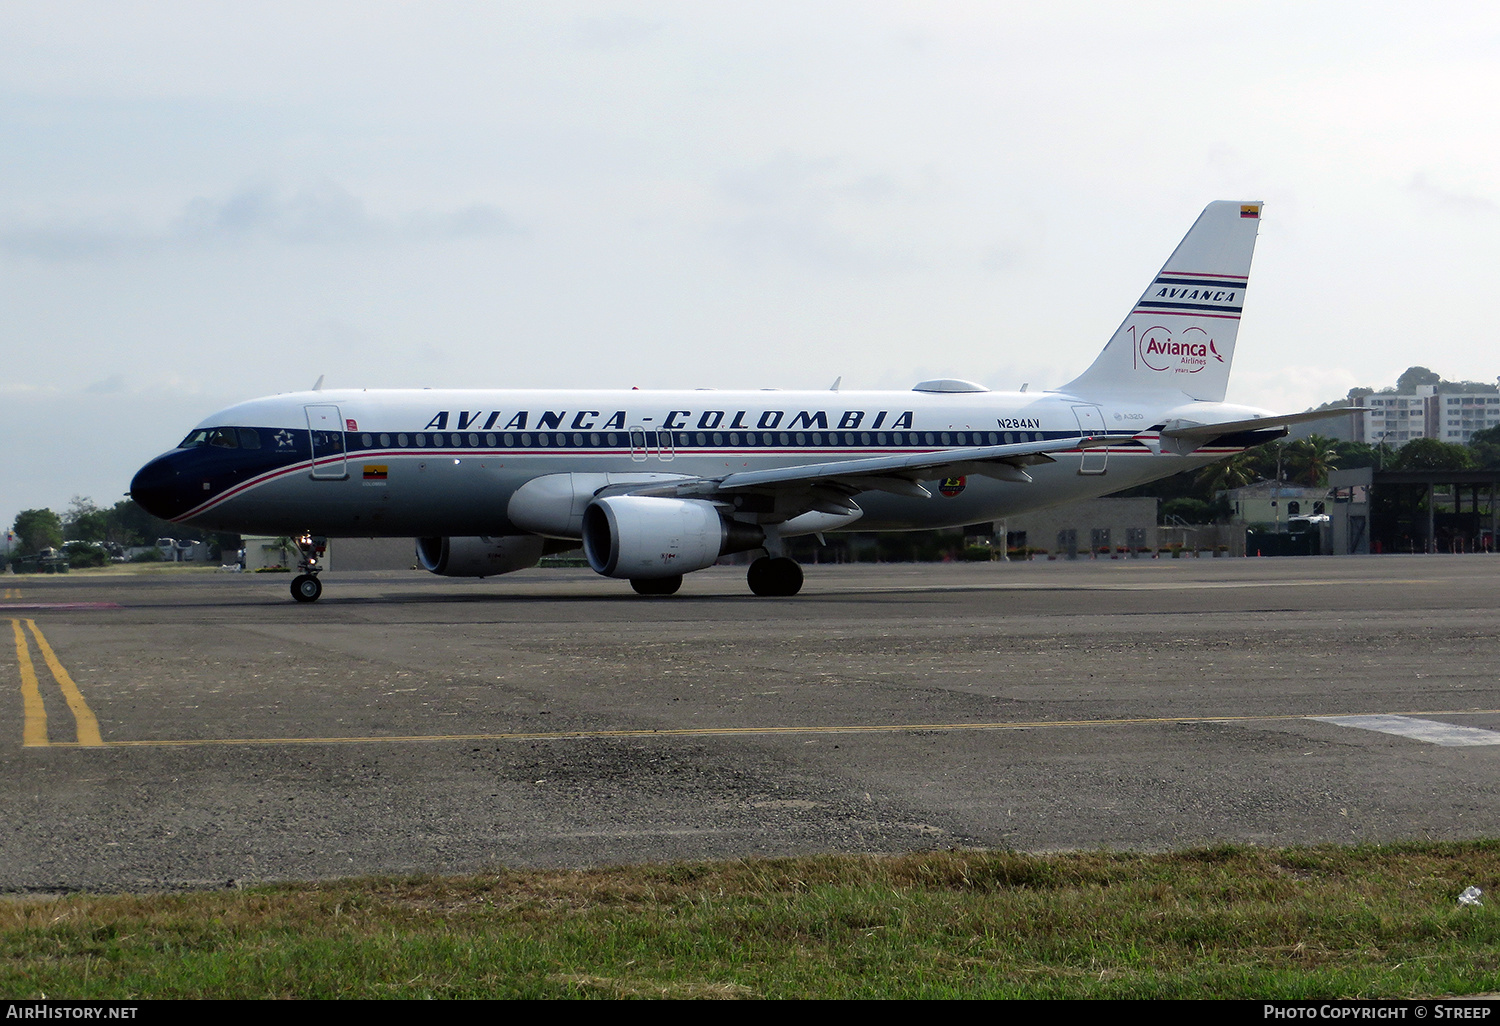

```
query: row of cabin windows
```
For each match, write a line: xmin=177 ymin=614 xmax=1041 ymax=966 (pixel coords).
xmin=184 ymin=427 xmax=1054 ymax=451
xmin=350 ymin=430 xmax=1050 ymax=449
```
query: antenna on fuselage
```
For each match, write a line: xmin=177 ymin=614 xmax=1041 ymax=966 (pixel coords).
xmin=312 ymin=375 xmax=324 ymax=391
xmin=1020 ymin=383 xmax=1028 ymax=392
xmin=829 ymin=376 xmax=842 ymax=391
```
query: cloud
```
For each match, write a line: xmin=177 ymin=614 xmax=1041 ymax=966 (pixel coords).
xmin=710 ymin=154 xmax=922 ymax=271
xmin=1407 ymin=173 xmax=1497 ymax=216
xmin=83 ymin=373 xmax=126 ymax=395
xmin=0 ymin=181 xmax=520 ymax=259
xmin=572 ymin=13 xmax=664 ymax=49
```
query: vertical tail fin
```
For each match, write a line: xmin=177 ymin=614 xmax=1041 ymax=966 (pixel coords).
xmin=1058 ymin=201 xmax=1262 ymax=403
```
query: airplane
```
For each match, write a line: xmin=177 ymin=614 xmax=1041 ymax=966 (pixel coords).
xmin=130 ymin=200 xmax=1353 ymax=602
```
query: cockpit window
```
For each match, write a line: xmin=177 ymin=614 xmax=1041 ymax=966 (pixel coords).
xmin=178 ymin=427 xmax=264 ymax=449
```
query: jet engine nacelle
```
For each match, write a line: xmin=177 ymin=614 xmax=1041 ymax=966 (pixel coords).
xmin=415 ymin=535 xmax=547 ymax=578
xmin=581 ymin=496 xmax=764 ymax=579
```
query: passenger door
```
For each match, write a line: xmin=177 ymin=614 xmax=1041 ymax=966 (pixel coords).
xmin=1071 ymin=405 xmax=1108 ymax=475
xmin=305 ymin=404 xmax=348 ymax=480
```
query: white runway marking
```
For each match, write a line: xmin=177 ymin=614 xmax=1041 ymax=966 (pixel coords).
xmin=1312 ymin=714 xmax=1500 ymax=747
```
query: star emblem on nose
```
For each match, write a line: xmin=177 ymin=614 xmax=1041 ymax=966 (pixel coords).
xmin=274 ymin=430 xmax=294 ymax=449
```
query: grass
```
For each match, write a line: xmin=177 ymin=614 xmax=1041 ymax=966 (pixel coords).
xmin=3 ymin=843 xmax=1500 ymax=999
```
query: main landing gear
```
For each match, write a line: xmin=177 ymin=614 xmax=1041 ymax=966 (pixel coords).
xmin=626 ymin=559 xmax=803 ymax=597
xmin=289 ymin=532 xmax=326 ymax=603
xmin=747 ymin=556 xmax=803 ymax=597
xmin=630 ymin=575 xmax=683 ymax=596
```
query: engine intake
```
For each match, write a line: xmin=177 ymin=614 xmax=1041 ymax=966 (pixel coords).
xmin=581 ymin=496 xmax=764 ymax=579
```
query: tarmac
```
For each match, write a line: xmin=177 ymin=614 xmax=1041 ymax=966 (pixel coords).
xmin=3 ymin=554 xmax=1499 ymax=892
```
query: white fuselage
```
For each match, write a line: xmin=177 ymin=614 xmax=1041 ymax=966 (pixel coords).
xmin=145 ymin=386 xmax=1266 ymax=538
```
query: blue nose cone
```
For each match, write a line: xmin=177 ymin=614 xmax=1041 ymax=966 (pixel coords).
xmin=130 ymin=453 xmax=193 ymax=522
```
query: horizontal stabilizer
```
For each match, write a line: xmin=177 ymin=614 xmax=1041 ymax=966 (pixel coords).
xmin=1159 ymin=406 xmax=1365 ymax=455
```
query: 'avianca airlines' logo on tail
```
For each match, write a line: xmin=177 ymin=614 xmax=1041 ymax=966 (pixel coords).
xmin=1132 ymin=326 xmax=1224 ymax=374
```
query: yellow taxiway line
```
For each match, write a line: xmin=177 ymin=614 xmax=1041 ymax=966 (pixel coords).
xmin=70 ymin=706 xmax=1500 ymax=750
xmin=11 ymin=619 xmax=48 ymax=747
xmin=6 ymin=615 xmax=1495 ymax=752
xmin=9 ymin=618 xmax=103 ymax=747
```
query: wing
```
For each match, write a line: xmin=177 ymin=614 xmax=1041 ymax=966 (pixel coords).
xmin=600 ymin=433 xmax=1136 ymax=519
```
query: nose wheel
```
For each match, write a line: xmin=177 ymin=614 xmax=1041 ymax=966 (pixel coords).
xmin=291 ymin=574 xmax=323 ymax=603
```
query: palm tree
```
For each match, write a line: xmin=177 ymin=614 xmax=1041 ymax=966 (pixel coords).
xmin=1282 ymin=435 xmax=1340 ymax=487
xmin=1196 ymin=450 xmax=1261 ymax=495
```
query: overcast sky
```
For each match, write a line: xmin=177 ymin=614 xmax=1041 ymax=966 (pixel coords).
xmin=5 ymin=1 xmax=1500 ymax=524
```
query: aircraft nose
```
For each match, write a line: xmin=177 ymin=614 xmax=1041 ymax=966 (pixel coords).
xmin=130 ymin=453 xmax=193 ymax=521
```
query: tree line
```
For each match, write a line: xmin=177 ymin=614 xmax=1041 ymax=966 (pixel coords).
xmin=1118 ymin=428 xmax=1500 ymax=525
xmin=4 ymin=497 xmax=236 ymax=570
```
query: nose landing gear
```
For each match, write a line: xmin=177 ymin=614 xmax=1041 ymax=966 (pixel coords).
xmin=288 ymin=533 xmax=326 ymax=603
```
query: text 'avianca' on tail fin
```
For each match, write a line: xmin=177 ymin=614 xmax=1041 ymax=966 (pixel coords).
xmin=1058 ymin=200 xmax=1262 ymax=404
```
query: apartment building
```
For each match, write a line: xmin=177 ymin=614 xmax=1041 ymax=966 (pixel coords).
xmin=1357 ymin=384 xmax=1500 ymax=445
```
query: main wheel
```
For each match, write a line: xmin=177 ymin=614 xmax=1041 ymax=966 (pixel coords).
xmin=630 ymin=575 xmax=682 ymax=596
xmin=291 ymin=574 xmax=323 ymax=603
xmin=747 ymin=557 xmax=803 ymax=596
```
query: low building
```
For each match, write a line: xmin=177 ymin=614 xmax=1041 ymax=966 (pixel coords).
xmin=1221 ymin=480 xmax=1330 ymax=528
xmin=240 ymin=536 xmax=331 ymax=572
xmin=999 ymin=497 xmax=1158 ymax=558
